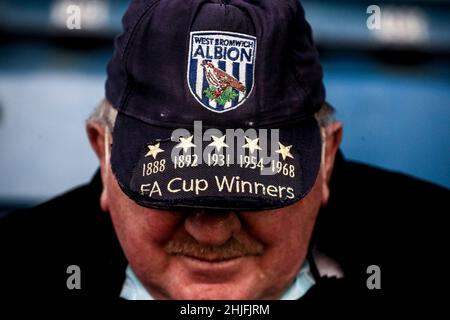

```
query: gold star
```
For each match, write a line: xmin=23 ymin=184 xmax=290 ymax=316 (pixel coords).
xmin=242 ymin=136 xmax=262 ymax=153
xmin=275 ymin=142 xmax=294 ymax=160
xmin=208 ymin=135 xmax=229 ymax=152
xmin=175 ymin=135 xmax=196 ymax=152
xmin=145 ymin=143 xmax=164 ymax=159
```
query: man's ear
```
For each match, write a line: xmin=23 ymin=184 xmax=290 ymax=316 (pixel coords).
xmin=321 ymin=121 xmax=343 ymax=206
xmin=86 ymin=122 xmax=110 ymax=212
xmin=87 ymin=121 xmax=106 ymax=162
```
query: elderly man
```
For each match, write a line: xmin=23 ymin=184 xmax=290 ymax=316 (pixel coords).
xmin=0 ymin=0 xmax=447 ymax=306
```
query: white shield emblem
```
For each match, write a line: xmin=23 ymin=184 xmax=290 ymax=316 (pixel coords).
xmin=187 ymin=31 xmax=257 ymax=113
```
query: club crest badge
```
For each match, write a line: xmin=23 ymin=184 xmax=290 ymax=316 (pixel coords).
xmin=187 ymin=31 xmax=257 ymax=113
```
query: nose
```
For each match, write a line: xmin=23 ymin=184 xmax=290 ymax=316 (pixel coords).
xmin=184 ymin=209 xmax=242 ymax=246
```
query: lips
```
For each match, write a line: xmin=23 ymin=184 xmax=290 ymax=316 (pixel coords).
xmin=180 ymin=255 xmax=245 ymax=279
xmin=176 ymin=254 xmax=251 ymax=283
xmin=182 ymin=253 xmax=244 ymax=263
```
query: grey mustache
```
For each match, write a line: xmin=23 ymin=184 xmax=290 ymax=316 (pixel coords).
xmin=164 ymin=236 xmax=264 ymax=261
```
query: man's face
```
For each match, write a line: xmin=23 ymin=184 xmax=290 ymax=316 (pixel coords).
xmin=101 ymin=159 xmax=325 ymax=300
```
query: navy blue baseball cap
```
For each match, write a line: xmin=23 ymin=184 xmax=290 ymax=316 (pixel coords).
xmin=106 ymin=0 xmax=325 ymax=210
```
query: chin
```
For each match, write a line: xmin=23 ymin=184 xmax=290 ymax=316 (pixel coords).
xmin=170 ymin=282 xmax=258 ymax=300
xmin=157 ymin=256 xmax=267 ymax=300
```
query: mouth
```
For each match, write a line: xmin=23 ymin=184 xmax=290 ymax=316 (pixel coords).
xmin=178 ymin=255 xmax=247 ymax=280
xmin=181 ymin=253 xmax=244 ymax=263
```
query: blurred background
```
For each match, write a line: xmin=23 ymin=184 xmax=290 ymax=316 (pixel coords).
xmin=0 ymin=0 xmax=449 ymax=215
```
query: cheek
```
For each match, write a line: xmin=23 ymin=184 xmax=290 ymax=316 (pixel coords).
xmin=104 ymin=172 xmax=183 ymax=268
xmin=241 ymin=176 xmax=323 ymax=281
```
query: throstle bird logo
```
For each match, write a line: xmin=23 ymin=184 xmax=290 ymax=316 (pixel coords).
xmin=187 ymin=31 xmax=257 ymax=113
xmin=201 ymin=60 xmax=246 ymax=106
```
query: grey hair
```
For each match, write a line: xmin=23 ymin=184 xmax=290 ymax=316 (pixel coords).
xmin=315 ymin=101 xmax=336 ymax=127
xmin=87 ymin=98 xmax=336 ymax=131
xmin=87 ymin=99 xmax=117 ymax=133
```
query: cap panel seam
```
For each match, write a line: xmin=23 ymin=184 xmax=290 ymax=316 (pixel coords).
xmin=120 ymin=0 xmax=161 ymax=61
